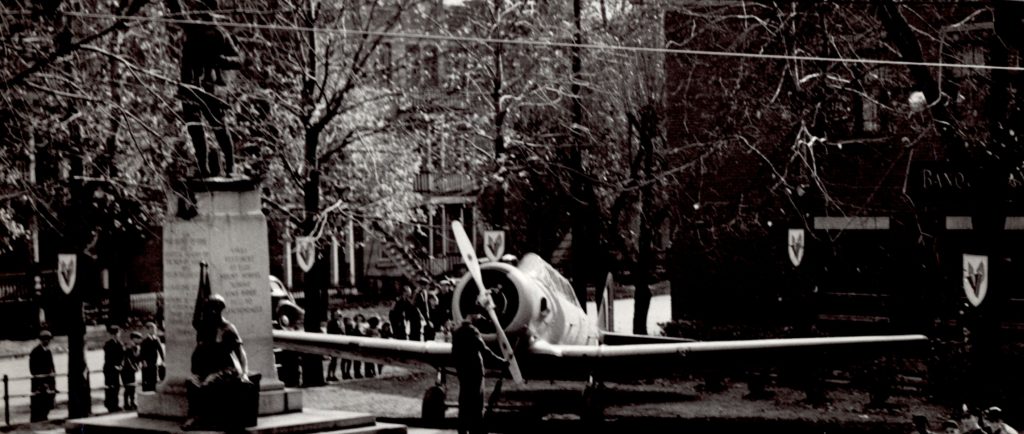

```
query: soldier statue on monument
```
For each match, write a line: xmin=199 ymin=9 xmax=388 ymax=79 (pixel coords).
xmin=164 ymin=0 xmax=243 ymax=178
xmin=182 ymin=262 xmax=260 ymax=430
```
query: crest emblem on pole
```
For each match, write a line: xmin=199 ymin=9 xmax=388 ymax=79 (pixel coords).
xmin=483 ymin=230 xmax=505 ymax=262
xmin=58 ymin=254 xmax=77 ymax=295
xmin=295 ymin=236 xmax=316 ymax=273
xmin=787 ymin=229 xmax=805 ymax=267
xmin=963 ymin=254 xmax=988 ymax=307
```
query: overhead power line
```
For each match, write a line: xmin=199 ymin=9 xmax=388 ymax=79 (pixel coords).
xmin=50 ymin=10 xmax=1024 ymax=73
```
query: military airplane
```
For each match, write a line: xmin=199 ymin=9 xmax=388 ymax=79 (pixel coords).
xmin=274 ymin=222 xmax=928 ymax=420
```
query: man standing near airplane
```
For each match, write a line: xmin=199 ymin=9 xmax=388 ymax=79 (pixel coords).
xmin=453 ymin=314 xmax=507 ymax=434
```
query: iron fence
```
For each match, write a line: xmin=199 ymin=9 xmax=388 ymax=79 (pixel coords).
xmin=1 ymin=369 xmax=108 ymax=426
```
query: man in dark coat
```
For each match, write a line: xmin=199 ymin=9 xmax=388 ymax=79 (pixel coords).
xmin=389 ymin=286 xmax=414 ymax=340
xmin=29 ymin=330 xmax=56 ymax=422
xmin=452 ymin=315 xmax=506 ymax=434
xmin=139 ymin=322 xmax=165 ymax=392
xmin=103 ymin=326 xmax=124 ymax=412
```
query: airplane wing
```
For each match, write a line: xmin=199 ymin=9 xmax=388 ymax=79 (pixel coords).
xmin=273 ymin=330 xmax=453 ymax=370
xmin=274 ymin=330 xmax=927 ymax=380
xmin=528 ymin=334 xmax=929 ymax=380
xmin=600 ymin=331 xmax=696 ymax=345
xmin=535 ymin=334 xmax=927 ymax=358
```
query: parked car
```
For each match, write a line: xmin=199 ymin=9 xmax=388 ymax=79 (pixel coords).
xmin=270 ymin=276 xmax=304 ymax=327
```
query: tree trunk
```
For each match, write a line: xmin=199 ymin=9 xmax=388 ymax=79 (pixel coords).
xmin=66 ymin=141 xmax=91 ymax=418
xmin=66 ymin=291 xmax=91 ymax=417
xmin=569 ymin=0 xmax=591 ymax=310
xmin=300 ymin=0 xmax=325 ymax=387
xmin=491 ymin=2 xmax=506 ymax=228
xmin=632 ymin=105 xmax=657 ymax=335
xmin=300 ymin=144 xmax=326 ymax=387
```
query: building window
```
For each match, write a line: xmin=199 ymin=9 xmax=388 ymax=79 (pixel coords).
xmin=524 ymin=0 xmax=537 ymax=15
xmin=421 ymin=45 xmax=439 ymax=87
xmin=862 ymin=97 xmax=880 ymax=133
xmin=406 ymin=45 xmax=420 ymax=86
xmin=377 ymin=42 xmax=392 ymax=81
xmin=431 ymin=205 xmax=444 ymax=256
xmin=857 ymin=67 xmax=889 ymax=135
xmin=955 ymin=45 xmax=985 ymax=79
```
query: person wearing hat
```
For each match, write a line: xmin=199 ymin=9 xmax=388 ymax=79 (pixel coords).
xmin=103 ymin=325 xmax=125 ymax=412
xmin=982 ymin=407 xmax=1018 ymax=434
xmin=941 ymin=420 xmax=960 ymax=434
xmin=183 ymin=293 xmax=255 ymax=430
xmin=958 ymin=404 xmax=985 ymax=434
xmin=913 ymin=414 xmax=936 ymax=434
xmin=29 ymin=330 xmax=56 ymax=422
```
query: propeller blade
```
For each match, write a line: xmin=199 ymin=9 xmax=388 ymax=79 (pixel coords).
xmin=451 ymin=221 xmax=524 ymax=383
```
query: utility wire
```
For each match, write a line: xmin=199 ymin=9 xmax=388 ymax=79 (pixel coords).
xmin=47 ymin=10 xmax=1024 ymax=73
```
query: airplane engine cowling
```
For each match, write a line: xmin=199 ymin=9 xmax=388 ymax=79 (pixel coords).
xmin=452 ymin=261 xmax=540 ymax=335
xmin=452 ymin=253 xmax=598 ymax=346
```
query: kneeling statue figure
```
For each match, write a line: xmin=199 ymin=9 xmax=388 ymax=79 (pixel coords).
xmin=183 ymin=263 xmax=260 ymax=430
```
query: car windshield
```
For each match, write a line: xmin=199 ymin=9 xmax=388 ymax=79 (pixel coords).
xmin=269 ymin=277 xmax=288 ymax=297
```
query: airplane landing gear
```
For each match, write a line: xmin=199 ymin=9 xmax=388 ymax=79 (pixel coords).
xmin=581 ymin=375 xmax=605 ymax=422
xmin=422 ymin=370 xmax=448 ymax=425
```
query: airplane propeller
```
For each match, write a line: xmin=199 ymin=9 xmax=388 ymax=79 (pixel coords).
xmin=451 ymin=221 xmax=525 ymax=383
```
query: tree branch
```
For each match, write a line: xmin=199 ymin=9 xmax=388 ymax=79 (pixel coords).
xmin=0 ymin=0 xmax=151 ymax=90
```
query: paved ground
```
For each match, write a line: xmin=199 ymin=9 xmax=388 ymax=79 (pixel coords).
xmin=304 ymin=367 xmax=952 ymax=433
xmin=0 ymin=295 xmax=951 ymax=433
xmin=1 ymin=362 xmax=953 ymax=434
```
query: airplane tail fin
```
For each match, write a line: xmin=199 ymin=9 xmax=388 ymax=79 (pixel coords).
xmin=597 ymin=272 xmax=614 ymax=333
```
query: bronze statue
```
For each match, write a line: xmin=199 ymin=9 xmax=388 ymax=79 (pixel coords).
xmin=165 ymin=0 xmax=243 ymax=178
xmin=183 ymin=262 xmax=258 ymax=430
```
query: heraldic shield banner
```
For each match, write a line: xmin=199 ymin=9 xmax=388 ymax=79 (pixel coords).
xmin=484 ymin=230 xmax=505 ymax=262
xmin=58 ymin=253 xmax=77 ymax=295
xmin=295 ymin=236 xmax=316 ymax=272
xmin=963 ymin=253 xmax=988 ymax=307
xmin=787 ymin=228 xmax=805 ymax=267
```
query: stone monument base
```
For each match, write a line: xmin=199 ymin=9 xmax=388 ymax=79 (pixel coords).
xmin=136 ymin=388 xmax=303 ymax=419
xmin=65 ymin=409 xmax=407 ymax=434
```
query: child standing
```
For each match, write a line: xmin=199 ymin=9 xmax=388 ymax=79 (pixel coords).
xmin=121 ymin=331 xmax=142 ymax=410
xmin=364 ymin=316 xmax=382 ymax=378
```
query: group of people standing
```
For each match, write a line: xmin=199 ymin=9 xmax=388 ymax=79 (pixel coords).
xmin=324 ymin=311 xmax=391 ymax=381
xmin=27 ymin=322 xmax=164 ymax=422
xmin=102 ymin=322 xmax=165 ymax=412
xmin=920 ymin=406 xmax=1019 ymax=434
xmin=388 ymin=284 xmax=454 ymax=343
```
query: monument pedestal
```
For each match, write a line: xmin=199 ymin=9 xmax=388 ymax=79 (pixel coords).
xmin=67 ymin=178 xmax=403 ymax=432
xmin=136 ymin=388 xmax=304 ymax=419
xmin=135 ymin=177 xmax=296 ymax=419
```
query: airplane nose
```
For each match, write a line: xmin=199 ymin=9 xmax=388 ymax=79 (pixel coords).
xmin=457 ymin=268 xmax=520 ymax=333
